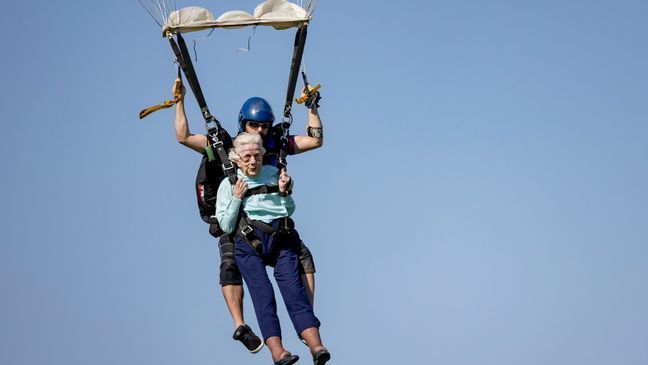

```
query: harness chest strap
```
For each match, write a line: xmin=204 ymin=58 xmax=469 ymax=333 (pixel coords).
xmin=234 ymin=184 xmax=293 ymax=254
xmin=244 ymin=185 xmax=292 ymax=198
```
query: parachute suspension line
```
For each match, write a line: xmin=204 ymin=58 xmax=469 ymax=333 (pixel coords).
xmin=192 ymin=28 xmax=215 ymax=62
xmin=137 ymin=0 xmax=177 ymax=28
xmin=167 ymin=32 xmax=237 ymax=184
xmin=137 ymin=0 xmax=163 ymax=27
xmin=235 ymin=26 xmax=258 ymax=54
xmin=300 ymin=0 xmax=319 ymax=15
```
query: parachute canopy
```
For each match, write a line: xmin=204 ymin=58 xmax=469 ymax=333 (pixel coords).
xmin=159 ymin=0 xmax=313 ymax=35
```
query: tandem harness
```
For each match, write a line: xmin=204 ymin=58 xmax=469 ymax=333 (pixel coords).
xmin=164 ymin=26 xmax=308 ymax=233
xmin=236 ymin=184 xmax=295 ymax=257
xmin=237 ymin=216 xmax=295 ymax=258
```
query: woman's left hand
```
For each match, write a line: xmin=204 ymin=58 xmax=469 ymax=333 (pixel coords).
xmin=278 ymin=168 xmax=292 ymax=193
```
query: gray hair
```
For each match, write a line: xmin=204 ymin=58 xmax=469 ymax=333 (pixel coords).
xmin=228 ymin=132 xmax=266 ymax=164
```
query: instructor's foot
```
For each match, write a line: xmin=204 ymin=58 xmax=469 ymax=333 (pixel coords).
xmin=313 ymin=349 xmax=331 ymax=365
xmin=233 ymin=324 xmax=263 ymax=353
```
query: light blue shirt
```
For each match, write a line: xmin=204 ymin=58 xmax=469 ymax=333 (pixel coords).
xmin=216 ymin=165 xmax=295 ymax=234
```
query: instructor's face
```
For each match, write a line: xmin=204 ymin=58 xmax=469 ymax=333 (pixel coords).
xmin=238 ymin=144 xmax=263 ymax=177
xmin=245 ymin=121 xmax=271 ymax=137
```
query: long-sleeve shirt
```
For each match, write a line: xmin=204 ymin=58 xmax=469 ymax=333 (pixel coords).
xmin=216 ymin=165 xmax=296 ymax=234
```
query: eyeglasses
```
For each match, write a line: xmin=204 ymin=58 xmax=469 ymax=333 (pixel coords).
xmin=241 ymin=152 xmax=262 ymax=163
xmin=247 ymin=121 xmax=272 ymax=130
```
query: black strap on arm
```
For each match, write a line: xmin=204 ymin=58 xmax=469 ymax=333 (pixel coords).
xmin=278 ymin=24 xmax=309 ymax=169
xmin=168 ymin=32 xmax=237 ymax=185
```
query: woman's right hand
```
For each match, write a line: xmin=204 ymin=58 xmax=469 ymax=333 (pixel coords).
xmin=232 ymin=178 xmax=248 ymax=199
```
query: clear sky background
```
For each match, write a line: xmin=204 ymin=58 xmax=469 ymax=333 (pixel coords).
xmin=1 ymin=0 xmax=647 ymax=364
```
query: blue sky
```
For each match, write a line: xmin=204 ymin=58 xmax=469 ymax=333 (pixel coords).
xmin=1 ymin=1 xmax=647 ymax=364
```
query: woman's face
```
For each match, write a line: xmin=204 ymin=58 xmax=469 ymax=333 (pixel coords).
xmin=237 ymin=143 xmax=263 ymax=177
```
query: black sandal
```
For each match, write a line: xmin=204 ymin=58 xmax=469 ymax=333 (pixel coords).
xmin=313 ymin=350 xmax=331 ymax=365
xmin=275 ymin=354 xmax=300 ymax=365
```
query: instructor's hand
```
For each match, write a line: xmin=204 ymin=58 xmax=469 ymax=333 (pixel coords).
xmin=172 ymin=78 xmax=186 ymax=101
xmin=232 ymin=178 xmax=248 ymax=199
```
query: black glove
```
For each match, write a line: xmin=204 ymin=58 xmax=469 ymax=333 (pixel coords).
xmin=304 ymin=91 xmax=321 ymax=109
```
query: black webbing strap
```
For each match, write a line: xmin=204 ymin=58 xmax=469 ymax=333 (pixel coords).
xmin=168 ymin=32 xmax=237 ymax=184
xmin=278 ymin=24 xmax=309 ymax=169
xmin=237 ymin=217 xmax=266 ymax=254
xmin=244 ymin=185 xmax=280 ymax=197
xmin=283 ymin=25 xmax=308 ymax=120
xmin=237 ymin=216 xmax=293 ymax=255
xmin=168 ymin=33 xmax=209 ymax=118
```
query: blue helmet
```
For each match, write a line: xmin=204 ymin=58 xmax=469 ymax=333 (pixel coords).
xmin=238 ymin=97 xmax=275 ymax=132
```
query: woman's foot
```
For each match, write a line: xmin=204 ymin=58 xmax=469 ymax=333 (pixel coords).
xmin=313 ymin=349 xmax=330 ymax=365
xmin=274 ymin=353 xmax=300 ymax=365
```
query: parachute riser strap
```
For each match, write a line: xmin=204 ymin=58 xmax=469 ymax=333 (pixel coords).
xmin=168 ymin=34 xmax=223 ymax=133
xmin=168 ymin=32 xmax=236 ymax=183
xmin=283 ymin=24 xmax=308 ymax=121
xmin=278 ymin=24 xmax=309 ymax=169
xmin=168 ymin=33 xmax=210 ymax=116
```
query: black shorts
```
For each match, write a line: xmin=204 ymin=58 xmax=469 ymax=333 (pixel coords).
xmin=211 ymin=224 xmax=316 ymax=286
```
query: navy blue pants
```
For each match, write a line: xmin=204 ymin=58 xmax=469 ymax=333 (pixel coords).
xmin=235 ymin=219 xmax=320 ymax=341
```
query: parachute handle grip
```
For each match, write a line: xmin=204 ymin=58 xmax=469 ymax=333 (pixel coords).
xmin=295 ymin=70 xmax=321 ymax=106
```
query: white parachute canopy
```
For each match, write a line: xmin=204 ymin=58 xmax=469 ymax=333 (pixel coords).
xmin=150 ymin=0 xmax=314 ymax=35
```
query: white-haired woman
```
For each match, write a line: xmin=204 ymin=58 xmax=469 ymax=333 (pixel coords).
xmin=216 ymin=133 xmax=330 ymax=365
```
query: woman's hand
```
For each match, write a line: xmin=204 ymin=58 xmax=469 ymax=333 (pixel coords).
xmin=278 ymin=168 xmax=292 ymax=194
xmin=232 ymin=178 xmax=248 ymax=199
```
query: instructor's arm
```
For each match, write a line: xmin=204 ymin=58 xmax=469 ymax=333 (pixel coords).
xmin=173 ymin=79 xmax=208 ymax=153
xmin=293 ymin=87 xmax=324 ymax=154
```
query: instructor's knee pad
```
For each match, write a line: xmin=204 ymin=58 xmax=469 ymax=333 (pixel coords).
xmin=219 ymin=235 xmax=243 ymax=285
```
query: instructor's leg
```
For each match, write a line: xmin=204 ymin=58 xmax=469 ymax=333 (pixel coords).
xmin=301 ymin=273 xmax=315 ymax=307
xmin=218 ymin=234 xmax=246 ymax=327
xmin=218 ymin=233 xmax=263 ymax=353
xmin=297 ymin=239 xmax=316 ymax=307
xmin=221 ymin=285 xmax=244 ymax=327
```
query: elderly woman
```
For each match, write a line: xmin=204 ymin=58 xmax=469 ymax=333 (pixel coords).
xmin=216 ymin=133 xmax=330 ymax=365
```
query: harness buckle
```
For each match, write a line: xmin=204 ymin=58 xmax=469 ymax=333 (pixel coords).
xmin=241 ymin=225 xmax=254 ymax=237
xmin=222 ymin=160 xmax=235 ymax=172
